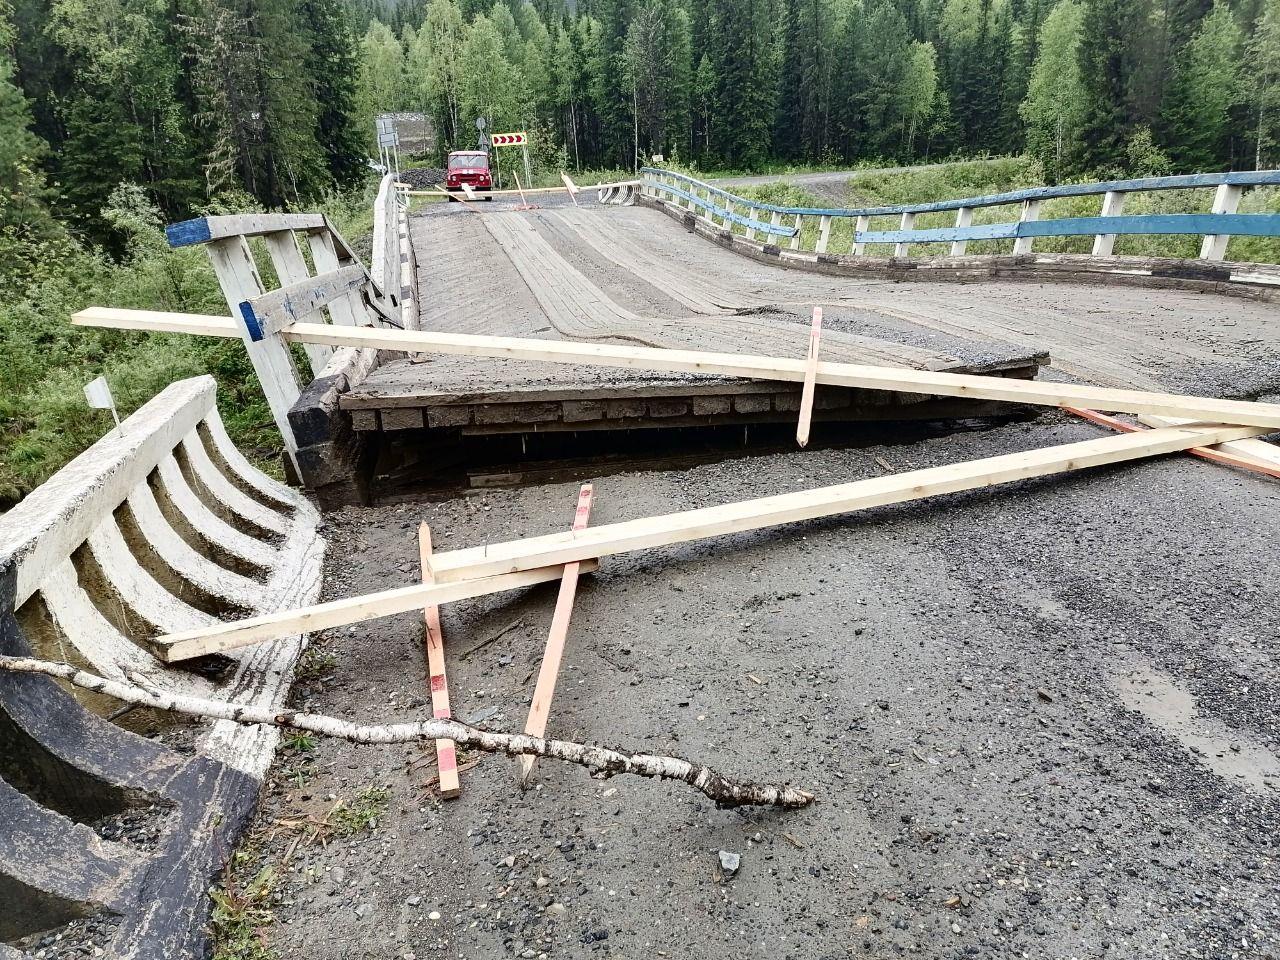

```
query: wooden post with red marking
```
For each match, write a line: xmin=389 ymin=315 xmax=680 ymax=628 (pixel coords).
xmin=519 ymin=484 xmax=594 ymax=787
xmin=796 ymin=306 xmax=823 ymax=448
xmin=1064 ymin=406 xmax=1280 ymax=479
xmin=418 ymin=524 xmax=460 ymax=798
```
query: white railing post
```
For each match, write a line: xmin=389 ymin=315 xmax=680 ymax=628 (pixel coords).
xmin=1012 ymin=199 xmax=1041 ymax=255
xmin=950 ymin=206 xmax=973 ymax=256
xmin=853 ymin=215 xmax=869 ymax=256
xmin=769 ymin=210 xmax=783 ymax=243
xmin=306 ymin=229 xmax=367 ymax=327
xmin=745 ymin=205 xmax=757 ymax=241
xmin=894 ymin=213 xmax=915 ymax=257
xmin=1092 ymin=191 xmax=1127 ymax=256
xmin=1200 ymin=183 xmax=1243 ymax=261
xmin=789 ymin=214 xmax=803 ymax=250
xmin=816 ymin=215 xmax=832 ymax=254
xmin=206 ymin=236 xmax=301 ymax=460
xmin=262 ymin=231 xmax=332 ymax=376
xmin=686 ymin=186 xmax=697 ymax=213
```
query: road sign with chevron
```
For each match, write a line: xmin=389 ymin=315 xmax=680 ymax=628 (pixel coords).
xmin=492 ymin=131 xmax=527 ymax=147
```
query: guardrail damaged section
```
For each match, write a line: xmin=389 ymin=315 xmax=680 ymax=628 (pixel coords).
xmin=0 ymin=375 xmax=322 ymax=959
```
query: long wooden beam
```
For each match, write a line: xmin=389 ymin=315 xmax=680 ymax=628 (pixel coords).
xmin=423 ymin=423 xmax=1264 ymax=584
xmin=155 ymin=424 xmax=1261 ymax=657
xmin=1067 ymin=407 xmax=1280 ymax=478
xmin=71 ymin=308 xmax=1280 ymax=428
xmin=158 ymin=560 xmax=599 ymax=662
xmin=1137 ymin=414 xmax=1280 ymax=469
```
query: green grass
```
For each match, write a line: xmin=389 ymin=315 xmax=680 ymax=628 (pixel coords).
xmin=210 ymin=859 xmax=278 ymax=960
xmin=717 ymin=156 xmax=1280 ymax=264
xmin=0 ymin=180 xmax=378 ymax=510
xmin=330 ymin=786 xmax=390 ymax=837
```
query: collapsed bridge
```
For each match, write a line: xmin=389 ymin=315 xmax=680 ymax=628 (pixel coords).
xmin=5 ymin=167 xmax=1280 ymax=958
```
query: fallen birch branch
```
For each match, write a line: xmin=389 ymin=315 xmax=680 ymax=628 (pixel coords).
xmin=0 ymin=656 xmax=814 ymax=810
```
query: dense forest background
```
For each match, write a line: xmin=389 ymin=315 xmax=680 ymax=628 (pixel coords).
xmin=2 ymin=0 xmax=1280 ymax=505
xmin=4 ymin=0 xmax=1280 ymax=254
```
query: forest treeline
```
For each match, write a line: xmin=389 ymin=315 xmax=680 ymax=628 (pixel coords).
xmin=365 ymin=0 xmax=1280 ymax=182
xmin=4 ymin=0 xmax=1280 ymax=258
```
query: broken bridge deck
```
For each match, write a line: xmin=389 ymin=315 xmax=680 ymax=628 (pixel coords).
xmin=341 ymin=202 xmax=1049 ymax=436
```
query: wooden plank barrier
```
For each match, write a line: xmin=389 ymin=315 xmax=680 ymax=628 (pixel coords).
xmin=161 ymin=201 xmax=405 ymax=473
xmin=154 ymin=422 xmax=1262 ymax=661
xmin=71 ymin=310 xmax=1280 ymax=430
xmin=0 ymin=375 xmax=322 ymax=956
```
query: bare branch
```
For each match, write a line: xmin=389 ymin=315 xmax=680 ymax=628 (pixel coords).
xmin=0 ymin=656 xmax=814 ymax=810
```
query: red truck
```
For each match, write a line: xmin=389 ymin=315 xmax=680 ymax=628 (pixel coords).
xmin=445 ymin=150 xmax=492 ymax=196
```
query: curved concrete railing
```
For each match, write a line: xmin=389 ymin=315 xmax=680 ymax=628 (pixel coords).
xmin=0 ymin=375 xmax=321 ymax=958
xmin=640 ymin=167 xmax=1280 ymax=261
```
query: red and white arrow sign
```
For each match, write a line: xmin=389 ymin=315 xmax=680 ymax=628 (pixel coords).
xmin=492 ymin=131 xmax=527 ymax=147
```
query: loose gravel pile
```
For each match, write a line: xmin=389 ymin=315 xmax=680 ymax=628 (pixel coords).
xmin=399 ymin=167 xmax=446 ymax=190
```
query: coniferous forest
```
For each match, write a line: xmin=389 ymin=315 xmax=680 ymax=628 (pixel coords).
xmin=4 ymin=0 xmax=1280 ymax=248
xmin=3 ymin=0 xmax=1280 ymax=504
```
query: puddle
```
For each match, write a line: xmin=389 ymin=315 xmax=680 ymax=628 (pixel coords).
xmin=1113 ymin=663 xmax=1280 ymax=794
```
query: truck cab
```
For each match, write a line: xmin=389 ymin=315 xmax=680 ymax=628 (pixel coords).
xmin=445 ymin=151 xmax=492 ymax=194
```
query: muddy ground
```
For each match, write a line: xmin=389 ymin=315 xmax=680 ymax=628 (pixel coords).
xmin=233 ymin=405 xmax=1280 ymax=960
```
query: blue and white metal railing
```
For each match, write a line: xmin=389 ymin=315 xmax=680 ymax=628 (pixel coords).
xmin=638 ymin=167 xmax=1280 ymax=261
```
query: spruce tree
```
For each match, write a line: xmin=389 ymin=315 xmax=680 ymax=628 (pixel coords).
xmin=305 ymin=0 xmax=365 ymax=185
xmin=1163 ymin=1 xmax=1242 ymax=170
xmin=1076 ymin=0 xmax=1138 ymax=171
xmin=1244 ymin=0 xmax=1280 ymax=169
xmin=0 ymin=0 xmax=52 ymax=238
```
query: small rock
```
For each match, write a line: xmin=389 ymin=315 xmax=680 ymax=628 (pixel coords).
xmin=535 ymin=876 xmax=550 ymax=889
xmin=1037 ymin=688 xmax=1054 ymax=703
xmin=428 ymin=911 xmax=442 ymax=921
xmin=464 ymin=706 xmax=501 ymax=725
xmin=406 ymin=895 xmax=421 ymax=907
xmin=718 ymin=850 xmax=741 ymax=878
xmin=354 ymin=903 xmax=374 ymax=919
xmin=951 ymin=922 xmax=962 ymax=934
xmin=331 ymin=866 xmax=346 ymax=883
xmin=546 ymin=903 xmax=567 ymax=917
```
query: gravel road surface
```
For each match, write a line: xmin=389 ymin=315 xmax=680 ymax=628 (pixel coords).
xmin=227 ymin=196 xmax=1280 ymax=960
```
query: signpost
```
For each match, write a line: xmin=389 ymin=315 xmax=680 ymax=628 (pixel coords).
xmin=493 ymin=131 xmax=533 ymax=192
xmin=375 ymin=115 xmax=400 ymax=180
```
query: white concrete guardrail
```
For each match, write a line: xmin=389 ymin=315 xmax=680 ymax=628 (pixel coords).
xmin=0 ymin=375 xmax=321 ymax=958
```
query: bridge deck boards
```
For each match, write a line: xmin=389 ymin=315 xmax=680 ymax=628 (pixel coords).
xmin=342 ymin=204 xmax=1049 ymax=432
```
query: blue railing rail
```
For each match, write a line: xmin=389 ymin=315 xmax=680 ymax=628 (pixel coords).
xmin=638 ymin=167 xmax=1280 ymax=261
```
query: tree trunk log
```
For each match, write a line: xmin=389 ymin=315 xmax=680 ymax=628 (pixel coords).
xmin=0 ymin=655 xmax=814 ymax=810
